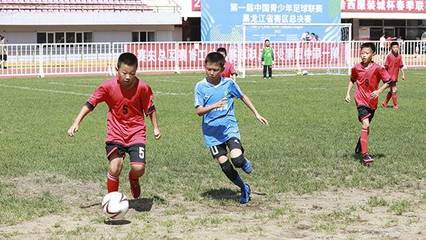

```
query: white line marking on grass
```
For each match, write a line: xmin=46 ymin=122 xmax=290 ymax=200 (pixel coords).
xmin=48 ymin=82 xmax=189 ymax=96
xmin=0 ymin=84 xmax=90 ymax=96
xmin=48 ymin=82 xmax=97 ymax=88
xmin=247 ymin=87 xmax=327 ymax=93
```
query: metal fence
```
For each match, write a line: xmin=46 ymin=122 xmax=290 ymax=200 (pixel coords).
xmin=1 ymin=41 xmax=425 ymax=77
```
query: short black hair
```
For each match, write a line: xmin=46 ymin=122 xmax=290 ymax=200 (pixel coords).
xmin=205 ymin=52 xmax=225 ymax=68
xmin=390 ymin=41 xmax=399 ymax=47
xmin=264 ymin=39 xmax=270 ymax=42
xmin=360 ymin=42 xmax=376 ymax=53
xmin=216 ymin=47 xmax=227 ymax=56
xmin=117 ymin=52 xmax=138 ymax=68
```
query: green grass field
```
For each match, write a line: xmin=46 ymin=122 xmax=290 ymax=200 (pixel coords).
xmin=0 ymin=70 xmax=425 ymax=239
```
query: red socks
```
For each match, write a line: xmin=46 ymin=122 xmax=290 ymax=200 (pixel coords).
xmin=391 ymin=92 xmax=398 ymax=107
xmin=383 ymin=92 xmax=392 ymax=106
xmin=360 ymin=127 xmax=369 ymax=155
xmin=107 ymin=171 xmax=119 ymax=192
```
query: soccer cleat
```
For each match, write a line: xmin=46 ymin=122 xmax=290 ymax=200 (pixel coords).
xmin=362 ymin=154 xmax=374 ymax=166
xmin=241 ymin=159 xmax=253 ymax=174
xmin=129 ymin=177 xmax=141 ymax=199
xmin=393 ymin=105 xmax=399 ymax=110
xmin=263 ymin=77 xmax=267 ymax=80
xmin=240 ymin=183 xmax=251 ymax=204
xmin=268 ymin=77 xmax=271 ymax=80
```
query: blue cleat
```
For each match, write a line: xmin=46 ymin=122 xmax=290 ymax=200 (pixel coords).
xmin=241 ymin=159 xmax=253 ymax=174
xmin=240 ymin=183 xmax=251 ymax=204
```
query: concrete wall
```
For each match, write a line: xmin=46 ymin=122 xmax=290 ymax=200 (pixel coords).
xmin=93 ymin=32 xmax=131 ymax=43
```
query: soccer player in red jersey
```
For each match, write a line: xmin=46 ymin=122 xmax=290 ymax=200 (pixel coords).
xmin=345 ymin=42 xmax=392 ymax=166
xmin=67 ymin=52 xmax=161 ymax=198
xmin=217 ymin=47 xmax=237 ymax=79
xmin=382 ymin=42 xmax=406 ymax=110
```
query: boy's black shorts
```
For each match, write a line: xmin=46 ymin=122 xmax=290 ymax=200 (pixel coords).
xmin=105 ymin=142 xmax=146 ymax=165
xmin=0 ymin=55 xmax=7 ymax=61
xmin=357 ymin=106 xmax=375 ymax=122
xmin=209 ymin=137 xmax=244 ymax=159
xmin=388 ymin=81 xmax=397 ymax=87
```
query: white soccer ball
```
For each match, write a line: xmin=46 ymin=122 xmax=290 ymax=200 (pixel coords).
xmin=302 ymin=70 xmax=309 ymax=75
xmin=101 ymin=192 xmax=129 ymax=219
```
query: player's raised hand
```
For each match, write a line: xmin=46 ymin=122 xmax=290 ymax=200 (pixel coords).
xmin=67 ymin=123 xmax=79 ymax=137
xmin=154 ymin=128 xmax=161 ymax=140
xmin=256 ymin=114 xmax=269 ymax=125
xmin=370 ymin=90 xmax=380 ymax=99
xmin=345 ymin=94 xmax=351 ymax=103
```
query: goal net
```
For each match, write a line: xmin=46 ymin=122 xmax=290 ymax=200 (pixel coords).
xmin=238 ymin=23 xmax=352 ymax=78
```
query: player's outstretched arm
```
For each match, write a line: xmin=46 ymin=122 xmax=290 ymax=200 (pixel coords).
xmin=149 ymin=111 xmax=161 ymax=140
xmin=240 ymin=95 xmax=269 ymax=125
xmin=345 ymin=80 xmax=354 ymax=103
xmin=195 ymin=99 xmax=226 ymax=116
xmin=68 ymin=104 xmax=91 ymax=137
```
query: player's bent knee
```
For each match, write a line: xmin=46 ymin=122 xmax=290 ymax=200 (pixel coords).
xmin=229 ymin=148 xmax=243 ymax=158
xmin=216 ymin=155 xmax=228 ymax=164
xmin=130 ymin=164 xmax=145 ymax=173
xmin=362 ymin=122 xmax=370 ymax=129
xmin=231 ymin=154 xmax=246 ymax=168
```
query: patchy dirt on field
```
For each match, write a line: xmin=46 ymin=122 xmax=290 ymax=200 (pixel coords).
xmin=0 ymin=173 xmax=425 ymax=240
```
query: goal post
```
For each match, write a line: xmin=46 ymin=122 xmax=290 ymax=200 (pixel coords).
xmin=239 ymin=23 xmax=352 ymax=78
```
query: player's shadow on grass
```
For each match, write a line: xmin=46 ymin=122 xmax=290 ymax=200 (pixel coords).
xmin=104 ymin=219 xmax=131 ymax=225
xmin=202 ymin=188 xmax=239 ymax=201
xmin=129 ymin=198 xmax=154 ymax=212
xmin=343 ymin=153 xmax=386 ymax=161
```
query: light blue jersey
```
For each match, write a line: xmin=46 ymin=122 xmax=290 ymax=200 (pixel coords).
xmin=194 ymin=77 xmax=245 ymax=147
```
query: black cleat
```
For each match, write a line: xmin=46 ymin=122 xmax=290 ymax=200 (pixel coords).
xmin=362 ymin=154 xmax=374 ymax=166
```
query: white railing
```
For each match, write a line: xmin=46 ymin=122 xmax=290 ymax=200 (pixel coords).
xmin=1 ymin=41 xmax=425 ymax=77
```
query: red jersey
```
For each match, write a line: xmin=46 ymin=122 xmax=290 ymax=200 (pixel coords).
xmin=384 ymin=53 xmax=403 ymax=82
xmin=87 ymin=77 xmax=155 ymax=146
xmin=221 ymin=61 xmax=236 ymax=78
xmin=351 ymin=62 xmax=391 ymax=110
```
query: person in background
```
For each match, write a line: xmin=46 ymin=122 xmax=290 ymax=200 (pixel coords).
xmin=217 ymin=47 xmax=237 ymax=80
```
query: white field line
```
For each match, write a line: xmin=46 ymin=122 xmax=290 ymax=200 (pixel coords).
xmin=0 ymin=83 xmax=90 ymax=96
xmin=0 ymin=82 xmax=327 ymax=99
xmin=0 ymin=83 xmax=190 ymax=97
xmin=48 ymin=82 xmax=97 ymax=88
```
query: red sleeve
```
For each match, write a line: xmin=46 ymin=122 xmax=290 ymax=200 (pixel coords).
xmin=350 ymin=67 xmax=357 ymax=83
xmin=399 ymin=57 xmax=404 ymax=68
xmin=379 ymin=66 xmax=391 ymax=83
xmin=384 ymin=55 xmax=390 ymax=70
xmin=87 ymin=83 xmax=108 ymax=110
xmin=141 ymin=85 xmax=155 ymax=116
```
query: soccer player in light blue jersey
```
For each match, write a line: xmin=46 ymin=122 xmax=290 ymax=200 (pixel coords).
xmin=194 ymin=52 xmax=269 ymax=204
